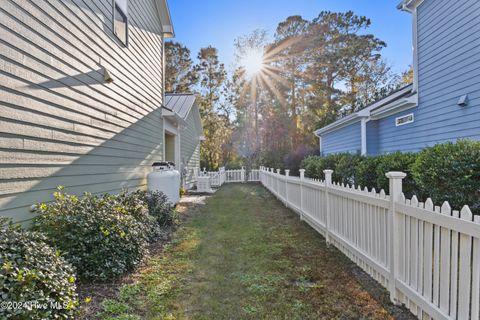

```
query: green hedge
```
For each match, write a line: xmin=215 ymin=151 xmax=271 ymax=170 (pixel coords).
xmin=411 ymin=140 xmax=480 ymax=212
xmin=374 ymin=152 xmax=420 ymax=196
xmin=33 ymin=188 xmax=151 ymax=281
xmin=133 ymin=190 xmax=178 ymax=228
xmin=1 ymin=187 xmax=178 ymax=318
xmin=33 ymin=188 xmax=177 ymax=282
xmin=300 ymin=140 xmax=480 ymax=212
xmin=0 ymin=218 xmax=78 ymax=319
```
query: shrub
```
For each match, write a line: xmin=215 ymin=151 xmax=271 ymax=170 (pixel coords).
xmin=375 ymin=152 xmax=419 ymax=196
xmin=302 ymin=155 xmax=323 ymax=179
xmin=133 ymin=190 xmax=178 ymax=228
xmin=335 ymin=154 xmax=363 ymax=185
xmin=411 ymin=140 xmax=480 ymax=212
xmin=0 ymin=218 xmax=78 ymax=319
xmin=301 ymin=154 xmax=345 ymax=180
xmin=355 ymin=156 xmax=379 ymax=189
xmin=33 ymin=188 xmax=150 ymax=281
xmin=117 ymin=190 xmax=159 ymax=242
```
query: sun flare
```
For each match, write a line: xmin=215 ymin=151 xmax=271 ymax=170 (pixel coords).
xmin=241 ymin=48 xmax=265 ymax=79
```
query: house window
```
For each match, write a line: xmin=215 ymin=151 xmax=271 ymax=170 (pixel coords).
xmin=395 ymin=113 xmax=414 ymax=126
xmin=113 ymin=0 xmax=128 ymax=46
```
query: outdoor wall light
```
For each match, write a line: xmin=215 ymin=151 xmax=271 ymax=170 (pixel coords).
xmin=458 ymin=94 xmax=469 ymax=107
xmin=103 ymin=67 xmax=114 ymax=84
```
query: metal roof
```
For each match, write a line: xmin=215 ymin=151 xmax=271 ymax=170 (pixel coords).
xmin=164 ymin=93 xmax=197 ymax=120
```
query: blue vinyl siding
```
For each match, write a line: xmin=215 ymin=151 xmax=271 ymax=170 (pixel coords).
xmin=374 ymin=0 xmax=480 ymax=154
xmin=376 ymin=109 xmax=419 ymax=153
xmin=322 ymin=122 xmax=361 ymax=155
xmin=366 ymin=121 xmax=379 ymax=155
xmin=318 ymin=0 xmax=480 ymax=155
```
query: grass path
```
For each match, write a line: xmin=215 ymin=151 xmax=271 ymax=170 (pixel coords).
xmin=97 ymin=184 xmax=409 ymax=320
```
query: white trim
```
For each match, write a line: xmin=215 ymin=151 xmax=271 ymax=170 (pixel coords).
xmin=397 ymin=0 xmax=424 ymax=11
xmin=162 ymin=108 xmax=188 ymax=126
xmin=370 ymin=94 xmax=418 ymax=119
xmin=162 ymin=37 xmax=165 ymax=103
xmin=314 ymin=85 xmax=414 ymax=137
xmin=412 ymin=6 xmax=419 ymax=93
xmin=360 ymin=118 xmax=368 ymax=155
xmin=319 ymin=136 xmax=322 ymax=154
xmin=398 ymin=0 xmax=424 ymax=93
xmin=314 ymin=113 xmax=362 ymax=137
xmin=154 ymin=0 xmax=175 ymax=37
xmin=164 ymin=117 xmax=178 ymax=135
xmin=175 ymin=130 xmax=180 ymax=169
xmin=395 ymin=113 xmax=414 ymax=126
xmin=112 ymin=0 xmax=129 ymax=46
xmin=162 ymin=117 xmax=165 ymax=160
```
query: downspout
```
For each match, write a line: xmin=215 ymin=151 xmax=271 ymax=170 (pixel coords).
xmin=360 ymin=117 xmax=370 ymax=156
xmin=398 ymin=0 xmax=419 ymax=93
xmin=319 ymin=136 xmax=322 ymax=156
xmin=162 ymin=37 xmax=166 ymax=102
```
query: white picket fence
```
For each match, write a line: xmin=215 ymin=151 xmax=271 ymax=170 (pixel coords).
xmin=260 ymin=166 xmax=479 ymax=320
xmin=202 ymin=167 xmax=260 ymax=187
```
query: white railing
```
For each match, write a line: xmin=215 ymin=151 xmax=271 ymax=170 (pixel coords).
xmin=201 ymin=167 xmax=260 ymax=187
xmin=260 ymin=166 xmax=479 ymax=320
xmin=207 ymin=167 xmax=225 ymax=187
xmin=247 ymin=169 xmax=260 ymax=182
xmin=224 ymin=168 xmax=244 ymax=183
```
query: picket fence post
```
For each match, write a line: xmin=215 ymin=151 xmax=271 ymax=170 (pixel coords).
xmin=276 ymin=169 xmax=281 ymax=196
xmin=285 ymin=169 xmax=290 ymax=206
xmin=299 ymin=169 xmax=305 ymax=221
xmin=386 ymin=171 xmax=406 ymax=305
xmin=241 ymin=167 xmax=245 ymax=182
xmin=269 ymin=168 xmax=273 ymax=191
xmin=323 ymin=170 xmax=333 ymax=245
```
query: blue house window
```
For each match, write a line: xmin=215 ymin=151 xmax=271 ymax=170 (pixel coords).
xmin=113 ymin=0 xmax=128 ymax=46
xmin=395 ymin=113 xmax=414 ymax=126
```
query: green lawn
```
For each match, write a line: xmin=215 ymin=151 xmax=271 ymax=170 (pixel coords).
xmin=96 ymin=184 xmax=401 ymax=320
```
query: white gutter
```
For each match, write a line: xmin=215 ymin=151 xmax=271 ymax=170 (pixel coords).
xmin=397 ymin=0 xmax=424 ymax=12
xmin=162 ymin=108 xmax=188 ymax=126
xmin=315 ymin=85 xmax=414 ymax=137
xmin=155 ymin=0 xmax=175 ymax=38
xmin=370 ymin=94 xmax=418 ymax=119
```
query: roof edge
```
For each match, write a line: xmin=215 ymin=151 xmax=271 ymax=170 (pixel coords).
xmin=155 ymin=0 xmax=175 ymax=38
xmin=397 ymin=0 xmax=423 ymax=12
xmin=164 ymin=93 xmax=198 ymax=121
xmin=314 ymin=84 xmax=414 ymax=137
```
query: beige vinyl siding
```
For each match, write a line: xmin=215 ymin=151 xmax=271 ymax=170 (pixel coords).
xmin=180 ymin=106 xmax=201 ymax=189
xmin=0 ymin=0 xmax=165 ymax=223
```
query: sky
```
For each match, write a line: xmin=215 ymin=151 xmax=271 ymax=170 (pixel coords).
xmin=167 ymin=0 xmax=413 ymax=75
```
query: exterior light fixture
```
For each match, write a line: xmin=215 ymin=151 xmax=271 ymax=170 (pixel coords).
xmin=458 ymin=94 xmax=469 ymax=107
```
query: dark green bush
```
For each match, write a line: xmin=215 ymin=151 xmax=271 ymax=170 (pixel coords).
xmin=300 ymin=140 xmax=479 ymax=212
xmin=374 ymin=152 xmax=419 ymax=196
xmin=301 ymin=154 xmax=345 ymax=180
xmin=335 ymin=153 xmax=363 ymax=185
xmin=302 ymin=155 xmax=322 ymax=179
xmin=355 ymin=156 xmax=379 ymax=189
xmin=133 ymin=190 xmax=178 ymax=228
xmin=0 ymin=218 xmax=78 ymax=319
xmin=411 ymin=140 xmax=480 ymax=212
xmin=302 ymin=152 xmax=419 ymax=194
xmin=117 ymin=190 xmax=159 ymax=242
xmin=33 ymin=188 xmax=150 ymax=281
